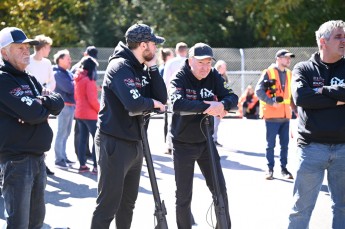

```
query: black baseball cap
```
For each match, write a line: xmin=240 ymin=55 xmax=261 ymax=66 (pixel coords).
xmin=0 ymin=27 xmax=39 ymax=48
xmin=275 ymin=49 xmax=295 ymax=58
xmin=125 ymin=23 xmax=165 ymax=44
xmin=85 ymin=46 xmax=98 ymax=59
xmin=189 ymin=43 xmax=215 ymax=60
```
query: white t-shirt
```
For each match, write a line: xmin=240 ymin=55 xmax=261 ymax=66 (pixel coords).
xmin=163 ymin=56 xmax=186 ymax=90
xmin=26 ymin=55 xmax=56 ymax=91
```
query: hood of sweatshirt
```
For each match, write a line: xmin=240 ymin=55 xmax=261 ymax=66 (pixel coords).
xmin=108 ymin=41 xmax=144 ymax=71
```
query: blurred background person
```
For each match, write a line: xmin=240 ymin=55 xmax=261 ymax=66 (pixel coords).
xmin=214 ymin=59 xmax=229 ymax=83
xmin=163 ymin=42 xmax=188 ymax=154
xmin=74 ymin=56 xmax=99 ymax=174
xmin=26 ymin=34 xmax=56 ymax=175
xmin=213 ymin=60 xmax=230 ymax=146
xmin=72 ymin=46 xmax=99 ymax=161
xmin=53 ymin=49 xmax=76 ymax=170
xmin=158 ymin=47 xmax=174 ymax=76
xmin=237 ymin=85 xmax=259 ymax=119
xmin=71 ymin=45 xmax=98 ymax=76
xmin=26 ymin=34 xmax=56 ymax=91
xmin=163 ymin=42 xmax=188 ymax=90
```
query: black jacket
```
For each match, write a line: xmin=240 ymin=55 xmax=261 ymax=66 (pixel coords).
xmin=292 ymin=52 xmax=345 ymax=145
xmin=97 ymin=41 xmax=167 ymax=141
xmin=170 ymin=60 xmax=238 ymax=143
xmin=0 ymin=61 xmax=64 ymax=162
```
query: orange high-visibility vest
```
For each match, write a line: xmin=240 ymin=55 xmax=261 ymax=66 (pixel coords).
xmin=259 ymin=67 xmax=292 ymax=119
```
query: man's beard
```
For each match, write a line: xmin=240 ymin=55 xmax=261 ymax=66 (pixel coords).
xmin=281 ymin=63 xmax=290 ymax=69
xmin=143 ymin=47 xmax=154 ymax=62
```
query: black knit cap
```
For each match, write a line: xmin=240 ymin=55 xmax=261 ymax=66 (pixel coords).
xmin=125 ymin=23 xmax=165 ymax=44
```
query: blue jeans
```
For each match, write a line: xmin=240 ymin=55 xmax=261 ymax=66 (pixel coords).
xmin=2 ymin=154 xmax=47 ymax=229
xmin=54 ymin=105 xmax=75 ymax=163
xmin=76 ymin=119 xmax=97 ymax=167
xmin=288 ymin=143 xmax=345 ymax=229
xmin=265 ymin=120 xmax=289 ymax=170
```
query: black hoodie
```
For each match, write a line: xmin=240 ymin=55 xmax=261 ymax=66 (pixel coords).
xmin=170 ymin=60 xmax=238 ymax=143
xmin=292 ymin=52 xmax=345 ymax=145
xmin=97 ymin=41 xmax=167 ymax=141
xmin=0 ymin=61 xmax=64 ymax=162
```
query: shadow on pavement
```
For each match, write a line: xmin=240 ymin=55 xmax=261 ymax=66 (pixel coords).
xmin=220 ymin=155 xmax=263 ymax=172
xmin=45 ymin=175 xmax=97 ymax=207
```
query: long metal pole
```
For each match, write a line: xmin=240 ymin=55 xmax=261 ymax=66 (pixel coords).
xmin=140 ymin=117 xmax=169 ymax=229
xmin=204 ymin=116 xmax=231 ymax=229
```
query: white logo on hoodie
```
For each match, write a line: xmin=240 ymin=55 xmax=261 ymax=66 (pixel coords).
xmin=331 ymin=77 xmax=345 ymax=86
xmin=21 ymin=96 xmax=34 ymax=106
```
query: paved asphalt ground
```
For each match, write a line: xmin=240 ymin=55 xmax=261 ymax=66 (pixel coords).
xmin=0 ymin=118 xmax=332 ymax=229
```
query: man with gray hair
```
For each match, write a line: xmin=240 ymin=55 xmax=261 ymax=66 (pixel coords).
xmin=288 ymin=20 xmax=345 ymax=229
xmin=52 ymin=49 xmax=76 ymax=170
xmin=0 ymin=27 xmax=64 ymax=228
xmin=170 ymin=42 xmax=237 ymax=228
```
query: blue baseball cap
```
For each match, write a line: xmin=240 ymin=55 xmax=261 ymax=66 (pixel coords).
xmin=0 ymin=27 xmax=39 ymax=48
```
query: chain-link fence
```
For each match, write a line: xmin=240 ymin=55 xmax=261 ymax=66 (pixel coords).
xmin=49 ymin=47 xmax=318 ymax=96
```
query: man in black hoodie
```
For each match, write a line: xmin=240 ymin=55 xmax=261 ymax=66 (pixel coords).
xmin=0 ymin=27 xmax=64 ymax=228
xmin=91 ymin=23 xmax=167 ymax=229
xmin=170 ymin=43 xmax=238 ymax=229
xmin=288 ymin=20 xmax=345 ymax=229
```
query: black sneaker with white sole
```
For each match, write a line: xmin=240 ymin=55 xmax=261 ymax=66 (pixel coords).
xmin=55 ymin=161 xmax=69 ymax=170
xmin=65 ymin=159 xmax=76 ymax=166
xmin=281 ymin=167 xmax=294 ymax=179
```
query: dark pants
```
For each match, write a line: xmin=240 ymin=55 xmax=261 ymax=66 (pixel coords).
xmin=2 ymin=154 xmax=46 ymax=229
xmin=91 ymin=130 xmax=143 ymax=229
xmin=173 ymin=140 xmax=231 ymax=229
xmin=76 ymin=119 xmax=97 ymax=167
xmin=74 ymin=119 xmax=91 ymax=157
xmin=265 ymin=120 xmax=290 ymax=170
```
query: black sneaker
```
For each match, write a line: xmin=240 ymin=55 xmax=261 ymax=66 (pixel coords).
xmin=65 ymin=159 xmax=76 ymax=166
xmin=265 ymin=170 xmax=274 ymax=180
xmin=164 ymin=149 xmax=172 ymax=155
xmin=55 ymin=161 xmax=68 ymax=170
xmin=281 ymin=168 xmax=294 ymax=179
xmin=214 ymin=141 xmax=223 ymax=147
xmin=46 ymin=166 xmax=55 ymax=175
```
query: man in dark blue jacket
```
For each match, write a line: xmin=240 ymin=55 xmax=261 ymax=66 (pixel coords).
xmin=288 ymin=20 xmax=345 ymax=229
xmin=170 ymin=43 xmax=238 ymax=229
xmin=0 ymin=27 xmax=64 ymax=228
xmin=53 ymin=49 xmax=76 ymax=170
xmin=91 ymin=23 xmax=167 ymax=229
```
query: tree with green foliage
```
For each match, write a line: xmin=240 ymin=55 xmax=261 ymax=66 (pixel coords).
xmin=1 ymin=0 xmax=344 ymax=48
xmin=0 ymin=0 xmax=96 ymax=46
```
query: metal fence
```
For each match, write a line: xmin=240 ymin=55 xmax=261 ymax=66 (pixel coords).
xmin=49 ymin=47 xmax=318 ymax=96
